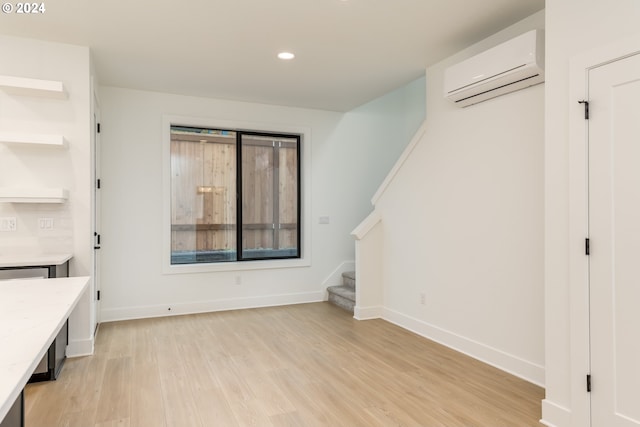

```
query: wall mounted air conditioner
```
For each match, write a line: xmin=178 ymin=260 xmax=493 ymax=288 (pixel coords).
xmin=444 ymin=29 xmax=544 ymax=107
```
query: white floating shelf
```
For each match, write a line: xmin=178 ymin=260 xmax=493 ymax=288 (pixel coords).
xmin=0 ymin=188 xmax=69 ymax=203
xmin=0 ymin=133 xmax=67 ymax=148
xmin=0 ymin=75 xmax=67 ymax=99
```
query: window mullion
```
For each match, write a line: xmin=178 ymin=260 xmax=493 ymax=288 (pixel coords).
xmin=273 ymin=140 xmax=281 ymax=251
xmin=236 ymin=132 xmax=243 ymax=261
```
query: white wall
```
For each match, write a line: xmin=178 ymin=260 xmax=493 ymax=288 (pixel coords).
xmin=365 ymin=11 xmax=545 ymax=385
xmin=98 ymin=78 xmax=424 ymax=321
xmin=543 ymin=1 xmax=640 ymax=426
xmin=0 ymin=35 xmax=94 ymax=355
xmin=337 ymin=76 xmax=426 ymax=204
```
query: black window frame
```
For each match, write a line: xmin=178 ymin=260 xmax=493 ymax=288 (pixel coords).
xmin=169 ymin=125 xmax=302 ymax=265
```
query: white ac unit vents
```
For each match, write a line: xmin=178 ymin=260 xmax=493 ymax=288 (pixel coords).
xmin=444 ymin=29 xmax=545 ymax=107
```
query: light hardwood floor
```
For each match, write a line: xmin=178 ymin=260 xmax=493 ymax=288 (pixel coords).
xmin=25 ymin=302 xmax=543 ymax=426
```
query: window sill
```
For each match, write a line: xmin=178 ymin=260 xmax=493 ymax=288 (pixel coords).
xmin=162 ymin=256 xmax=311 ymax=275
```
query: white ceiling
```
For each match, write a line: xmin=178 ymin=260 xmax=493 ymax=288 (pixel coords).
xmin=0 ymin=0 xmax=544 ymax=111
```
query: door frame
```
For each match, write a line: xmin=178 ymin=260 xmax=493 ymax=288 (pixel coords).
xmin=91 ymin=80 xmax=102 ymax=331
xmin=568 ymin=34 xmax=640 ymax=427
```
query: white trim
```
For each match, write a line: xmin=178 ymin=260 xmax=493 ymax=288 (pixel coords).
xmin=541 ymin=399 xmax=572 ymax=427
xmin=567 ymin=59 xmax=592 ymax=427
xmin=353 ymin=305 xmax=383 ymax=320
xmin=161 ymin=114 xmax=312 ymax=274
xmin=382 ymin=307 xmax=545 ymax=386
xmin=321 ymin=260 xmax=355 ymax=288
xmin=66 ymin=337 xmax=94 ymax=357
xmin=371 ymin=121 xmax=426 ymax=205
xmin=567 ymin=34 xmax=640 ymax=427
xmin=350 ymin=210 xmax=381 ymax=240
xmin=165 ymin=257 xmax=311 ymax=274
xmin=100 ymin=291 xmax=324 ymax=323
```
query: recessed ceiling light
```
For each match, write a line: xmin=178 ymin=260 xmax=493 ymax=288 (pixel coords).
xmin=278 ymin=52 xmax=295 ymax=60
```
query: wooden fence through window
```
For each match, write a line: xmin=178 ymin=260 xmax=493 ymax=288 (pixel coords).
xmin=170 ymin=130 xmax=298 ymax=255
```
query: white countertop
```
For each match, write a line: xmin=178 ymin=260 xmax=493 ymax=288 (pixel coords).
xmin=0 ymin=276 xmax=89 ymax=421
xmin=0 ymin=253 xmax=72 ymax=268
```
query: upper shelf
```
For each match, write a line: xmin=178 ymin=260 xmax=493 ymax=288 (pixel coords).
xmin=0 ymin=188 xmax=69 ymax=203
xmin=0 ymin=75 xmax=67 ymax=99
xmin=0 ymin=133 xmax=67 ymax=148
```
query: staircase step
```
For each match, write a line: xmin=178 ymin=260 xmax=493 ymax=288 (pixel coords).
xmin=342 ymin=271 xmax=356 ymax=289
xmin=327 ymin=285 xmax=355 ymax=313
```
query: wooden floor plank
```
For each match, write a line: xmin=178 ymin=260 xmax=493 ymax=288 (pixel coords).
xmin=191 ymin=386 xmax=240 ymax=427
xmin=25 ymin=302 xmax=543 ymax=426
xmin=129 ymin=326 xmax=166 ymax=427
xmin=155 ymin=334 xmax=203 ymax=427
xmin=95 ymin=357 xmax=132 ymax=424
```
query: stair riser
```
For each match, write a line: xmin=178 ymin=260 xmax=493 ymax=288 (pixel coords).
xmin=342 ymin=276 xmax=356 ymax=289
xmin=328 ymin=292 xmax=355 ymax=313
xmin=342 ymin=271 xmax=356 ymax=289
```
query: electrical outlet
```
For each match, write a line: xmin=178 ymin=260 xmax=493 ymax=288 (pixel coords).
xmin=235 ymin=275 xmax=242 ymax=285
xmin=420 ymin=293 xmax=426 ymax=305
xmin=319 ymin=216 xmax=330 ymax=224
xmin=0 ymin=217 xmax=16 ymax=232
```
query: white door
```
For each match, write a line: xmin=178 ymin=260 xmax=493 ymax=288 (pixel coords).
xmin=589 ymin=52 xmax=640 ymax=427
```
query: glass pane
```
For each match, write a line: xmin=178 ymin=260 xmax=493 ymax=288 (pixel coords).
xmin=170 ymin=126 xmax=237 ymax=264
xmin=278 ymin=143 xmax=298 ymax=254
xmin=241 ymin=134 xmax=299 ymax=259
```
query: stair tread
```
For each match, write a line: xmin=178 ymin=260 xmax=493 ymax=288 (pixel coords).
xmin=327 ymin=285 xmax=355 ymax=301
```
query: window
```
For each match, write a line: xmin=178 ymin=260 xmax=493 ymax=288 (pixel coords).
xmin=170 ymin=126 xmax=301 ymax=264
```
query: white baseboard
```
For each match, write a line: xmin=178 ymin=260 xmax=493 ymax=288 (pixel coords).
xmin=382 ymin=307 xmax=545 ymax=387
xmin=100 ymin=291 xmax=324 ymax=323
xmin=321 ymin=260 xmax=356 ymax=290
xmin=540 ymin=399 xmax=571 ymax=427
xmin=354 ymin=305 xmax=383 ymax=320
xmin=66 ymin=337 xmax=94 ymax=357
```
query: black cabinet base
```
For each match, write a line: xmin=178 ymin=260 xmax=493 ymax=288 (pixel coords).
xmin=0 ymin=391 xmax=24 ymax=427
xmin=28 ymin=319 xmax=68 ymax=383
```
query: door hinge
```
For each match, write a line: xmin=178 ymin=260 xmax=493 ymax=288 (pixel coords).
xmin=578 ymin=100 xmax=590 ymax=120
xmin=97 ymin=290 xmax=101 ymax=301
xmin=97 ymin=123 xmax=101 ymax=133
xmin=587 ymin=374 xmax=592 ymax=392
xmin=585 ymin=238 xmax=590 ymax=255
xmin=96 ymin=178 xmax=101 ymax=189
